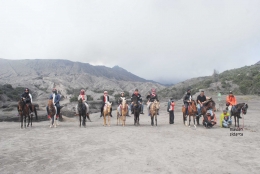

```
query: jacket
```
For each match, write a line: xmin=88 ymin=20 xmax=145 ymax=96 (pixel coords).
xmin=226 ymin=96 xmax=237 ymax=106
xmin=183 ymin=93 xmax=192 ymax=103
xmin=131 ymin=93 xmax=142 ymax=103
xmin=220 ymin=112 xmax=231 ymax=127
xmin=49 ymin=93 xmax=60 ymax=104
xmin=21 ymin=93 xmax=32 ymax=103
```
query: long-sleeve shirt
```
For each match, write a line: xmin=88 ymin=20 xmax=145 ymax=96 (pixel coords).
xmin=226 ymin=96 xmax=237 ymax=106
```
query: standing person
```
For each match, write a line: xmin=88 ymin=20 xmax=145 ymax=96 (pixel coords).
xmin=196 ymin=90 xmax=207 ymax=116
xmin=76 ymin=89 xmax=91 ymax=121
xmin=183 ymin=89 xmax=192 ymax=115
xmin=226 ymin=91 xmax=238 ymax=117
xmin=21 ymin=88 xmax=33 ymax=115
xmin=146 ymin=89 xmax=159 ymax=116
xmin=46 ymin=88 xmax=61 ymax=117
xmin=168 ymin=98 xmax=175 ymax=124
xmin=100 ymin=91 xmax=112 ymax=117
xmin=130 ymin=89 xmax=142 ymax=114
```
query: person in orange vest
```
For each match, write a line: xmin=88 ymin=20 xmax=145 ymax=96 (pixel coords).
xmin=226 ymin=91 xmax=240 ymax=118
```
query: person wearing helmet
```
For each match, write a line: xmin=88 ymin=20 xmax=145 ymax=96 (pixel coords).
xmin=100 ymin=91 xmax=112 ymax=117
xmin=46 ymin=88 xmax=61 ymax=117
xmin=76 ymin=89 xmax=91 ymax=121
xmin=130 ymin=89 xmax=143 ymax=114
xmin=117 ymin=92 xmax=128 ymax=116
xmin=146 ymin=88 xmax=159 ymax=116
xmin=21 ymin=88 xmax=33 ymax=114
xmin=183 ymin=89 xmax=192 ymax=115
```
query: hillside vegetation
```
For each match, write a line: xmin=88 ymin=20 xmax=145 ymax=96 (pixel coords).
xmin=158 ymin=63 xmax=260 ymax=99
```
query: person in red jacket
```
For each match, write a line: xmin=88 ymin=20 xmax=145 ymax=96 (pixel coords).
xmin=167 ymin=98 xmax=175 ymax=124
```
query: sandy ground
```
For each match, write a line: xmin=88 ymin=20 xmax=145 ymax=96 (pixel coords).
xmin=0 ymin=96 xmax=260 ymax=174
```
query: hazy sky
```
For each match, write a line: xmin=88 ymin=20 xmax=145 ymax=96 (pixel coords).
xmin=1 ymin=0 xmax=260 ymax=84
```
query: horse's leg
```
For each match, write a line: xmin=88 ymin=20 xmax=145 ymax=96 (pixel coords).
xmin=193 ymin=116 xmax=196 ymax=128
xmin=30 ymin=114 xmax=32 ymax=127
xmin=50 ymin=117 xmax=52 ymax=128
xmin=155 ymin=114 xmax=157 ymax=126
xmin=196 ymin=117 xmax=200 ymax=125
xmin=54 ymin=114 xmax=57 ymax=128
xmin=108 ymin=112 xmax=111 ymax=126
xmin=237 ymin=116 xmax=239 ymax=128
xmin=117 ymin=111 xmax=119 ymax=126
xmin=83 ymin=115 xmax=86 ymax=127
xmin=79 ymin=114 xmax=81 ymax=127
xmin=24 ymin=115 xmax=26 ymax=128
xmin=34 ymin=107 xmax=38 ymax=121
xmin=21 ymin=115 xmax=23 ymax=128
xmin=234 ymin=116 xmax=237 ymax=127
xmin=151 ymin=115 xmax=154 ymax=126
xmin=188 ymin=115 xmax=191 ymax=127
xmin=103 ymin=114 xmax=106 ymax=126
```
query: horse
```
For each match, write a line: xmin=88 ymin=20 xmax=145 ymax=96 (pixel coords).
xmin=132 ymin=95 xmax=140 ymax=126
xmin=78 ymin=98 xmax=87 ymax=127
xmin=103 ymin=102 xmax=112 ymax=126
xmin=150 ymin=100 xmax=160 ymax=126
xmin=198 ymin=99 xmax=216 ymax=125
xmin=228 ymin=103 xmax=248 ymax=127
xmin=17 ymin=98 xmax=31 ymax=128
xmin=117 ymin=98 xmax=128 ymax=126
xmin=188 ymin=100 xmax=197 ymax=128
xmin=47 ymin=99 xmax=57 ymax=128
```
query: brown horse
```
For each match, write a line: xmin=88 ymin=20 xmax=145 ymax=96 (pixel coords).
xmin=103 ymin=102 xmax=112 ymax=126
xmin=198 ymin=99 xmax=216 ymax=125
xmin=17 ymin=99 xmax=31 ymax=128
xmin=132 ymin=95 xmax=140 ymax=126
xmin=47 ymin=99 xmax=57 ymax=128
xmin=188 ymin=100 xmax=197 ymax=128
xmin=150 ymin=100 xmax=160 ymax=126
xmin=228 ymin=103 xmax=248 ymax=127
xmin=117 ymin=98 xmax=128 ymax=126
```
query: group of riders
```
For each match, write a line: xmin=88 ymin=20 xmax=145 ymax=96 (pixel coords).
xmin=20 ymin=86 xmax=238 ymax=128
xmin=183 ymin=89 xmax=238 ymax=128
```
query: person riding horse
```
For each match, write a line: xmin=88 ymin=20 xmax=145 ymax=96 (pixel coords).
xmin=117 ymin=92 xmax=128 ymax=116
xmin=131 ymin=89 xmax=143 ymax=114
xmin=20 ymin=88 xmax=33 ymax=115
xmin=46 ymin=88 xmax=61 ymax=117
xmin=146 ymin=88 xmax=159 ymax=116
xmin=100 ymin=91 xmax=112 ymax=117
xmin=196 ymin=90 xmax=207 ymax=116
xmin=183 ymin=89 xmax=192 ymax=115
xmin=226 ymin=91 xmax=241 ymax=118
xmin=76 ymin=89 xmax=91 ymax=120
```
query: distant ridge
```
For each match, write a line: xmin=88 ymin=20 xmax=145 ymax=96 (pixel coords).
xmin=0 ymin=58 xmax=152 ymax=83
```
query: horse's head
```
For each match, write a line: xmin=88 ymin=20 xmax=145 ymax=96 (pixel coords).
xmin=153 ymin=100 xmax=160 ymax=109
xmin=208 ymin=99 xmax=216 ymax=112
xmin=106 ymin=102 xmax=112 ymax=109
xmin=241 ymin=103 xmax=248 ymax=115
xmin=48 ymin=99 xmax=54 ymax=106
xmin=78 ymin=98 xmax=83 ymax=104
xmin=17 ymin=99 xmax=25 ymax=115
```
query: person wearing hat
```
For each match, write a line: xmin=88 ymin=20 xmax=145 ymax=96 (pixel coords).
xmin=226 ymin=91 xmax=238 ymax=116
xmin=167 ymin=98 xmax=175 ymax=124
xmin=196 ymin=90 xmax=207 ymax=116
xmin=76 ymin=89 xmax=91 ymax=121
xmin=220 ymin=109 xmax=232 ymax=128
xmin=100 ymin=91 xmax=112 ymax=117
xmin=146 ymin=88 xmax=159 ymax=116
xmin=183 ymin=89 xmax=192 ymax=115
xmin=21 ymin=88 xmax=33 ymax=114
xmin=130 ymin=89 xmax=143 ymax=114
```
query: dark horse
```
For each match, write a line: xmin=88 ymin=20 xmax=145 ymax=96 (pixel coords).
xmin=17 ymin=98 xmax=37 ymax=128
xmin=198 ymin=98 xmax=216 ymax=125
xmin=227 ymin=103 xmax=248 ymax=127
xmin=78 ymin=98 xmax=87 ymax=127
xmin=132 ymin=95 xmax=140 ymax=126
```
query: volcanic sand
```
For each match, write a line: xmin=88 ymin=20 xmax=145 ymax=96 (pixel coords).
xmin=0 ymin=95 xmax=260 ymax=174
